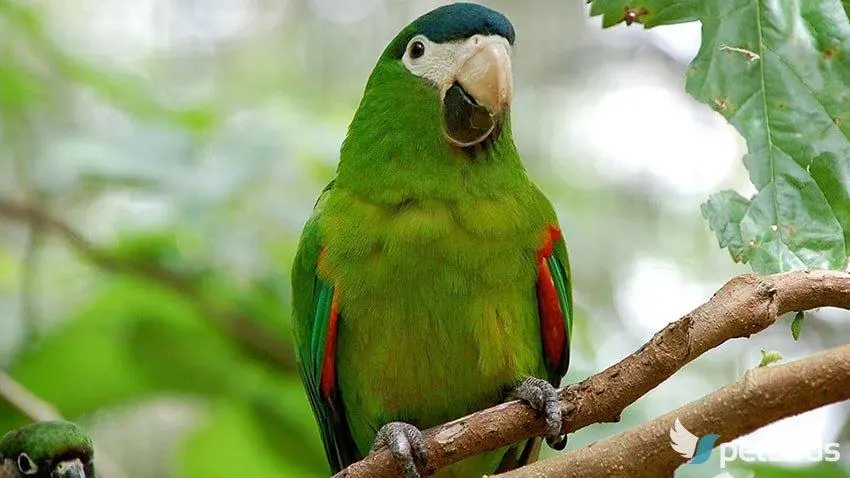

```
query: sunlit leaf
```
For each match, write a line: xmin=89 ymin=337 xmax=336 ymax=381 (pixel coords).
xmin=587 ymin=0 xmax=701 ymax=28
xmin=691 ymin=0 xmax=850 ymax=273
xmin=588 ymin=0 xmax=850 ymax=273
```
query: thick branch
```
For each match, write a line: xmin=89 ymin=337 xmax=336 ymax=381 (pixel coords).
xmin=496 ymin=343 xmax=850 ymax=477
xmin=0 ymin=198 xmax=295 ymax=370
xmin=0 ymin=370 xmax=129 ymax=478
xmin=335 ymin=270 xmax=850 ymax=477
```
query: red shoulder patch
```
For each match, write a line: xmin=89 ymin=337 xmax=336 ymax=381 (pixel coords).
xmin=320 ymin=289 xmax=340 ymax=399
xmin=536 ymin=226 xmax=567 ymax=370
xmin=536 ymin=225 xmax=563 ymax=262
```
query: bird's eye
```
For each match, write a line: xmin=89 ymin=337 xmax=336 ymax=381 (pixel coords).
xmin=17 ymin=453 xmax=38 ymax=475
xmin=409 ymin=41 xmax=425 ymax=59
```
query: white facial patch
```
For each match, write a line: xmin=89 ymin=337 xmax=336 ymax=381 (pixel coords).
xmin=401 ymin=34 xmax=512 ymax=97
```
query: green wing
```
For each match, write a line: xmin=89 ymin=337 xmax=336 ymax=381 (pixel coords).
xmin=500 ymin=228 xmax=574 ymax=470
xmin=548 ymin=233 xmax=573 ymax=383
xmin=292 ymin=180 xmax=360 ymax=472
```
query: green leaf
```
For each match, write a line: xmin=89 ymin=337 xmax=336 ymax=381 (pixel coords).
xmin=758 ymin=349 xmax=783 ymax=367
xmin=691 ymin=0 xmax=850 ymax=273
xmin=810 ymin=152 xmax=850 ymax=256
xmin=587 ymin=0 xmax=701 ymax=28
xmin=701 ymin=190 xmax=751 ymax=263
xmin=0 ymin=278 xmax=239 ymax=432
xmin=734 ymin=461 xmax=848 ymax=478
xmin=791 ymin=311 xmax=805 ymax=341
xmin=179 ymin=400 xmax=325 ymax=478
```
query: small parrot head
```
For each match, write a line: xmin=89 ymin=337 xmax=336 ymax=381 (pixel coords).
xmin=346 ymin=3 xmax=517 ymax=155
xmin=0 ymin=422 xmax=94 ymax=478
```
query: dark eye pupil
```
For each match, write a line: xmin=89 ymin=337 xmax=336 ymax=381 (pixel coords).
xmin=17 ymin=454 xmax=35 ymax=473
xmin=410 ymin=41 xmax=425 ymax=59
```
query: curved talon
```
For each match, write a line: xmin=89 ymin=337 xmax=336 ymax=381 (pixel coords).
xmin=371 ymin=421 xmax=427 ymax=478
xmin=511 ymin=377 xmax=564 ymax=441
xmin=547 ymin=434 xmax=568 ymax=450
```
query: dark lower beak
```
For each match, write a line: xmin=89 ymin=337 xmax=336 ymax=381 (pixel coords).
xmin=52 ymin=458 xmax=85 ymax=478
xmin=442 ymin=83 xmax=496 ymax=147
xmin=441 ymin=35 xmax=513 ymax=148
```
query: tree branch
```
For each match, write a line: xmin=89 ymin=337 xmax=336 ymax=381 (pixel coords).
xmin=0 ymin=369 xmax=61 ymax=422
xmin=0 ymin=198 xmax=296 ymax=370
xmin=0 ymin=370 xmax=129 ymax=478
xmin=495 ymin=343 xmax=850 ymax=477
xmin=335 ymin=270 xmax=850 ymax=478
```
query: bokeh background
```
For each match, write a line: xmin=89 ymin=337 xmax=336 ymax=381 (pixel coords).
xmin=0 ymin=0 xmax=847 ymax=477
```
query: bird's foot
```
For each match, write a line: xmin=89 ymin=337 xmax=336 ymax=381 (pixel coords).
xmin=510 ymin=377 xmax=568 ymax=450
xmin=371 ymin=421 xmax=428 ymax=478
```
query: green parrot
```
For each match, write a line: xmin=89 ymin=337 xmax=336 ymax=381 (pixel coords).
xmin=292 ymin=3 xmax=573 ymax=477
xmin=0 ymin=421 xmax=94 ymax=478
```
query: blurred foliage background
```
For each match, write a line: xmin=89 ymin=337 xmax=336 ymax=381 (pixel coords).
xmin=0 ymin=0 xmax=847 ymax=477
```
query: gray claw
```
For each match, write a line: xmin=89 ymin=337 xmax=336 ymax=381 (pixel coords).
xmin=371 ymin=421 xmax=427 ymax=478
xmin=511 ymin=377 xmax=563 ymax=440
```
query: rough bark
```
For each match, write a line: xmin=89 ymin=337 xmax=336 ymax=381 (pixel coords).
xmin=335 ymin=270 xmax=850 ymax=478
xmin=495 ymin=343 xmax=850 ymax=477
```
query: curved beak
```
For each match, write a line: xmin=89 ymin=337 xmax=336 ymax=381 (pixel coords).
xmin=441 ymin=35 xmax=513 ymax=148
xmin=454 ymin=35 xmax=513 ymax=116
xmin=52 ymin=458 xmax=85 ymax=478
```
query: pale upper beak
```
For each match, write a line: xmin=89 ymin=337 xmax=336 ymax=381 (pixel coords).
xmin=452 ymin=35 xmax=513 ymax=115
xmin=52 ymin=458 xmax=85 ymax=478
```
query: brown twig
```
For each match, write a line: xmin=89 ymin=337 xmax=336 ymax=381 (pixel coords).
xmin=335 ymin=270 xmax=850 ymax=477
xmin=496 ymin=343 xmax=850 ymax=477
xmin=0 ymin=370 xmax=129 ymax=478
xmin=0 ymin=198 xmax=296 ymax=370
xmin=0 ymin=370 xmax=62 ymax=422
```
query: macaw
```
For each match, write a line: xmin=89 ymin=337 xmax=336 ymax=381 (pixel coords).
xmin=0 ymin=421 xmax=94 ymax=478
xmin=293 ymin=3 xmax=573 ymax=477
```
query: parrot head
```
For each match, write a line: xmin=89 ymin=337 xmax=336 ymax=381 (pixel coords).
xmin=0 ymin=422 xmax=94 ymax=478
xmin=344 ymin=2 xmax=517 ymax=157
xmin=385 ymin=2 xmax=515 ymax=147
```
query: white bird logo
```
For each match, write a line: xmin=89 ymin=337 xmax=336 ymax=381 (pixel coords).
xmin=670 ymin=417 xmax=720 ymax=464
xmin=670 ymin=417 xmax=699 ymax=459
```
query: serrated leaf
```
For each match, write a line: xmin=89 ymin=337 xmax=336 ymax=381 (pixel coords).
xmin=758 ymin=349 xmax=783 ymax=367
xmin=809 ymin=152 xmax=850 ymax=257
xmin=587 ymin=0 xmax=701 ymax=28
xmin=791 ymin=311 xmax=805 ymax=341
xmin=702 ymin=190 xmax=751 ymax=263
xmin=690 ymin=0 xmax=850 ymax=273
